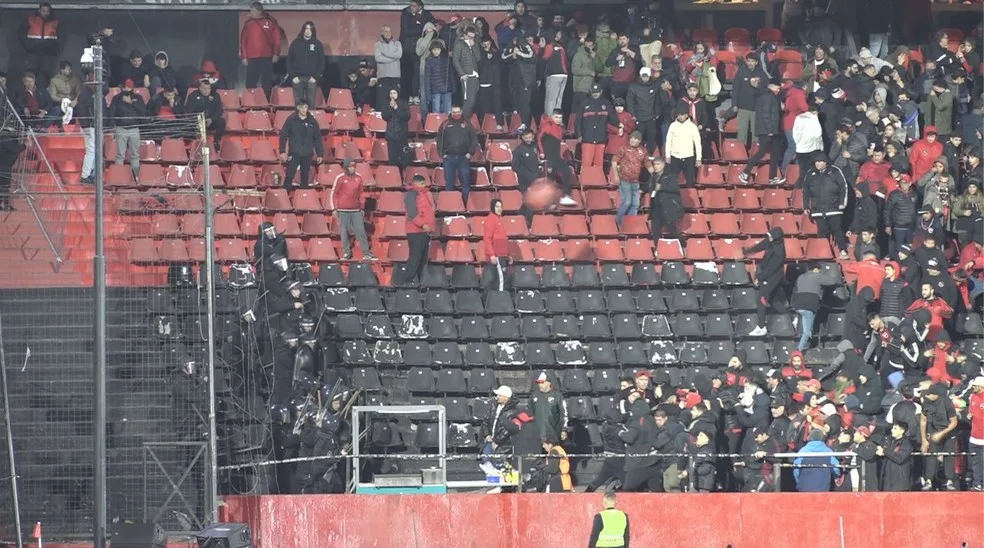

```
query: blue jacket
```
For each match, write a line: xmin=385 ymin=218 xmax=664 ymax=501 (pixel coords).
xmin=793 ymin=440 xmax=841 ymax=492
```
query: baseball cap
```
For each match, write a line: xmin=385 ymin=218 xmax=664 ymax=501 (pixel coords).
xmin=639 ymin=67 xmax=652 ymax=77
xmin=635 ymin=370 xmax=650 ymax=379
xmin=971 ymin=376 xmax=984 ymax=388
xmin=535 ymin=372 xmax=549 ymax=383
xmin=358 ymin=60 xmax=370 ymax=68
xmin=830 ymin=87 xmax=846 ymax=99
xmin=493 ymin=385 xmax=513 ymax=398
xmin=590 ymin=83 xmax=601 ymax=93
xmin=123 ymin=79 xmax=135 ymax=88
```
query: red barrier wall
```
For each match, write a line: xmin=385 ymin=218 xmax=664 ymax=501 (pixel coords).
xmin=222 ymin=493 xmax=984 ymax=548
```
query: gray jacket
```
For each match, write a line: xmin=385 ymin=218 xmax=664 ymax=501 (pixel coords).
xmin=374 ymin=38 xmax=403 ymax=79
xmin=452 ymin=38 xmax=480 ymax=79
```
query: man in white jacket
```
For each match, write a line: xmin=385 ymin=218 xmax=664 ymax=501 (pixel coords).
xmin=664 ymin=108 xmax=702 ymax=188
xmin=791 ymin=100 xmax=824 ymax=186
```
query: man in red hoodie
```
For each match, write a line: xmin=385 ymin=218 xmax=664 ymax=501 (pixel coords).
xmin=538 ymin=109 xmax=577 ymax=206
xmin=781 ymin=80 xmax=808 ymax=175
xmin=240 ymin=2 xmax=281 ymax=98
xmin=909 ymin=126 xmax=943 ymax=181
xmin=967 ymin=376 xmax=984 ymax=491
xmin=482 ymin=198 xmax=510 ymax=291
xmin=330 ymin=158 xmax=375 ymax=261
xmin=393 ymin=174 xmax=435 ymax=286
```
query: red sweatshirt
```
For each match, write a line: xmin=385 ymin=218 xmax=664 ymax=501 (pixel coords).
xmin=908 ymin=131 xmax=943 ymax=181
xmin=842 ymin=259 xmax=885 ymax=299
xmin=240 ymin=15 xmax=281 ymax=60
xmin=482 ymin=213 xmax=509 ymax=259
xmin=926 ymin=344 xmax=960 ymax=385
xmin=330 ymin=174 xmax=363 ymax=211
xmin=959 ymin=242 xmax=984 ymax=272
xmin=406 ymin=188 xmax=435 ymax=234
xmin=906 ymin=297 xmax=953 ymax=339
xmin=969 ymin=390 xmax=984 ymax=446
xmin=782 ymin=86 xmax=808 ymax=132
xmin=537 ymin=115 xmax=564 ymax=159
xmin=606 ymin=111 xmax=636 ymax=155
xmin=858 ymin=160 xmax=891 ymax=185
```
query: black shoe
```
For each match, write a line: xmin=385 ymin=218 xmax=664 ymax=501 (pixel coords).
xmin=212 ymin=140 xmax=222 ymax=154
xmin=81 ymin=176 xmax=94 ymax=185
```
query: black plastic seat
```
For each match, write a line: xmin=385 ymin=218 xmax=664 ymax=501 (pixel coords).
xmin=704 ymin=313 xmax=735 ymax=337
xmin=448 ymin=424 xmax=479 ymax=448
xmin=552 ymin=315 xmax=580 ymax=339
xmin=606 ymin=290 xmax=635 ymax=313
xmin=465 ymin=342 xmax=495 ymax=367
xmin=494 ymin=342 xmax=526 ymax=366
xmin=679 ymin=341 xmax=708 ymax=364
xmin=512 ymin=264 xmax=540 ymax=288
xmin=354 ymin=288 xmax=385 ymax=312
xmin=470 ymin=397 xmax=492 ymax=420
xmin=701 ymin=289 xmax=731 ymax=311
xmin=567 ymin=396 xmax=595 ymax=420
xmin=426 ymin=316 xmax=457 ymax=339
xmin=612 ymin=314 xmax=643 ymax=338
xmin=372 ymin=340 xmax=403 ymax=364
xmin=772 ymin=340 xmax=796 ymax=364
xmin=734 ymin=313 xmax=759 ymax=336
xmin=318 ymin=263 xmax=345 ymax=286
xmin=365 ymin=314 xmax=394 ymax=338
xmin=324 ymin=289 xmax=355 ymax=312
xmin=562 ymin=369 xmax=592 ymax=393
xmin=333 ymin=314 xmax=364 ymax=339
xmin=587 ymin=342 xmax=617 ymax=366
xmin=630 ymin=261 xmax=659 ymax=286
xmin=443 ymin=397 xmax=471 ymax=421
xmin=469 ymin=369 xmax=496 ymax=394
xmin=526 ymin=342 xmax=555 ymax=366
xmin=648 ymin=341 xmax=678 ymax=364
xmin=403 ymin=342 xmax=432 ymax=366
xmin=521 ymin=315 xmax=551 ymax=339
xmin=617 ymin=341 xmax=648 ymax=366
xmin=351 ymin=367 xmax=382 ymax=390
xmin=347 ymin=263 xmax=379 ymax=287
xmin=424 ymin=290 xmax=454 ymax=314
xmin=421 ymin=264 xmax=449 ymax=288
xmin=642 ymin=315 xmax=673 ymax=338
xmin=957 ymin=313 xmax=984 ymax=336
xmin=555 ymin=340 xmax=587 ymax=365
xmin=398 ymin=314 xmax=428 ymax=339
xmin=576 ymin=290 xmax=607 ymax=313
xmin=721 ymin=261 xmax=751 ymax=285
xmin=731 ymin=288 xmax=758 ymax=310
xmin=768 ymin=314 xmax=796 ymax=338
xmin=660 ymin=261 xmax=690 ymax=285
xmin=707 ymin=340 xmax=737 ymax=365
xmin=636 ymin=289 xmax=668 ymax=313
xmin=544 ymin=290 xmax=577 ymax=314
xmin=692 ymin=264 xmax=720 ymax=285
xmin=342 ymin=340 xmax=373 ymax=365
xmin=571 ymin=264 xmax=601 ymax=287
xmin=433 ymin=342 xmax=464 ymax=366
xmin=459 ymin=316 xmax=489 ymax=339
xmin=822 ymin=313 xmax=846 ymax=337
xmin=490 ymin=316 xmax=521 ymax=340
xmin=670 ymin=289 xmax=700 ymax=311
xmin=436 ymin=368 xmax=468 ymax=393
xmin=541 ymin=265 xmax=571 ymax=288
xmin=581 ymin=314 xmax=612 ymax=339
xmin=738 ymin=341 xmax=771 ymax=365
xmin=591 ymin=369 xmax=621 ymax=393
xmin=415 ymin=423 xmax=441 ymax=448
xmin=454 ymin=290 xmax=485 ymax=314
xmin=674 ymin=313 xmax=704 ymax=337
xmin=514 ymin=290 xmax=545 ymax=313
xmin=394 ymin=289 xmax=424 ymax=314
xmin=450 ymin=264 xmax=480 ymax=288
xmin=601 ymin=264 xmax=630 ymax=287
xmin=485 ymin=290 xmax=516 ymax=314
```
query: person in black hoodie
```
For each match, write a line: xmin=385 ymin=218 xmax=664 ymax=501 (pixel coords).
xmin=620 ymin=395 xmax=661 ymax=491
xmin=475 ymin=35 xmax=503 ymax=130
xmin=348 ymin=62 xmax=375 ymax=109
xmin=149 ymin=86 xmax=186 ymax=138
xmin=381 ymin=87 xmax=410 ymax=175
xmin=850 ymin=364 xmax=886 ymax=420
xmin=743 ymin=227 xmax=787 ymax=337
xmin=739 ymin=78 xmax=783 ymax=184
xmin=399 ymin=0 xmax=434 ymax=101
xmin=185 ymin=78 xmax=227 ymax=153
xmin=648 ymin=158 xmax=682 ymax=242
xmin=0 ymin=126 xmax=25 ymax=211
xmin=925 ymin=30 xmax=958 ymax=77
xmin=150 ymin=51 xmax=183 ymax=98
xmin=287 ymin=21 xmax=326 ymax=107
xmin=585 ymin=406 xmax=627 ymax=492
xmin=803 ymin=152 xmax=850 ymax=259
xmin=511 ymin=126 xmax=540 ymax=227
xmin=278 ymin=100 xmax=325 ymax=190
xmin=848 ymin=182 xmax=879 ymax=236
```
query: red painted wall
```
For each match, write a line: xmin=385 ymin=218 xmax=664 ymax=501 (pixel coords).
xmin=222 ymin=493 xmax=984 ymax=548
xmin=239 ymin=11 xmax=509 ymax=57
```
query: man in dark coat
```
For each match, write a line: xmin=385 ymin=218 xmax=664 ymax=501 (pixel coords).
xmin=255 ymin=222 xmax=288 ymax=263
xmin=278 ymin=99 xmax=325 ymax=190
xmin=739 ymin=78 xmax=783 ymax=185
xmin=648 ymin=158 xmax=682 ymax=241
xmin=585 ymin=405 xmax=627 ymax=492
xmin=511 ymin=126 xmax=540 ymax=227
xmin=185 ymin=78 xmax=227 ymax=153
xmin=380 ymin=87 xmax=411 ymax=175
xmin=803 ymin=152 xmax=851 ymax=259
xmin=620 ymin=396 xmax=661 ymax=491
xmin=880 ymin=422 xmax=914 ymax=491
xmin=479 ymin=385 xmax=518 ymax=473
xmin=830 ymin=121 xmax=869 ymax=186
xmin=743 ymin=227 xmax=788 ymax=337
xmin=529 ymin=372 xmax=567 ymax=441
xmin=736 ymin=426 xmax=780 ymax=492
xmin=576 ymin=83 xmax=618 ymax=168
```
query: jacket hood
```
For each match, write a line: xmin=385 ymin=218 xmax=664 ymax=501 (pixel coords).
xmin=200 ymin=60 xmax=219 ymax=73
xmin=857 ymin=182 xmax=872 ymax=198
xmin=428 ymin=39 xmax=447 ymax=53
xmin=768 ymin=227 xmax=785 ymax=241
xmin=628 ymin=399 xmax=650 ymax=419
xmin=857 ymin=363 xmax=877 ymax=382
xmin=156 ymin=51 xmax=169 ymax=65
xmin=924 ymin=125 xmax=938 ymax=136
xmin=257 ymin=221 xmax=275 ymax=236
xmin=787 ymin=350 xmax=805 ymax=368
xmin=297 ymin=21 xmax=318 ymax=39
xmin=933 ymin=155 xmax=949 ymax=172
xmin=890 ymin=155 xmax=911 ymax=174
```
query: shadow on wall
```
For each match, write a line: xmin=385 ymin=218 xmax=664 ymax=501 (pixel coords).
xmin=0 ymin=8 xmax=241 ymax=88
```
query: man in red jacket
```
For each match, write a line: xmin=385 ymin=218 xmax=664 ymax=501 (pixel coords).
xmin=240 ymin=2 xmax=281 ymax=98
xmin=482 ymin=198 xmax=510 ymax=291
xmin=906 ymin=282 xmax=953 ymax=340
xmin=330 ymin=158 xmax=375 ymax=261
xmin=393 ymin=174 xmax=435 ymax=286
xmin=909 ymin=126 xmax=943 ymax=181
xmin=967 ymin=376 xmax=984 ymax=491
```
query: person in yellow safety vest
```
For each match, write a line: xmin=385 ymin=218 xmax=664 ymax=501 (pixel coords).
xmin=541 ymin=435 xmax=573 ymax=492
xmin=587 ymin=491 xmax=630 ymax=547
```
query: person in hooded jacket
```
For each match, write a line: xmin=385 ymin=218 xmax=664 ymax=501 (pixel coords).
xmin=647 ymin=157 xmax=682 ymax=242
xmin=381 ymin=87 xmax=411 ymax=175
xmin=878 ymin=421 xmax=914 ymax=491
xmin=794 ymin=428 xmax=841 ymax=492
xmin=743 ymin=228 xmax=788 ymax=337
xmin=739 ymin=78 xmax=784 ymax=185
xmin=848 ymin=182 xmax=879 ymax=239
xmin=803 ymin=152 xmax=851 ymax=259
xmin=577 ymin=83 xmax=619 ymax=168
xmin=585 ymin=405 xmax=628 ymax=492
xmin=287 ymin=21 xmax=326 ymax=107
xmin=920 ymin=382 xmax=959 ymax=490
xmin=482 ymin=199 xmax=510 ymax=291
xmin=620 ymin=395 xmax=661 ymax=491
xmin=393 ymin=174 xmax=435 ymax=286
xmin=185 ymin=78 xmax=226 ymax=153
xmin=791 ymin=262 xmax=840 ymax=351
xmin=736 ymin=375 xmax=772 ymax=433
xmin=910 ymin=127 xmax=944 ymax=180
xmin=502 ymin=33 xmax=536 ymax=128
xmin=475 ymin=35 xmax=504 ymax=130
xmin=917 ymin=158 xmax=955 ymax=222
xmin=149 ymin=51 xmax=183 ymax=98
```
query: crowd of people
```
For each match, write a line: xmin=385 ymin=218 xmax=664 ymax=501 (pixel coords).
xmin=2 ymin=0 xmax=984 ymax=494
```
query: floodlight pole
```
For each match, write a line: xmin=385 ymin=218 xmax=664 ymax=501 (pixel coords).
xmin=91 ymin=41 xmax=108 ymax=548
xmin=201 ymin=122 xmax=220 ymax=524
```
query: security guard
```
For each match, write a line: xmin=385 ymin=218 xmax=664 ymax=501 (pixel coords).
xmin=587 ymin=491 xmax=629 ymax=547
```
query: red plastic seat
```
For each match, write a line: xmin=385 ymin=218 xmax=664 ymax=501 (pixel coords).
xmin=696 ymin=164 xmax=727 ymax=186
xmin=264 ymin=188 xmax=292 ymax=212
xmin=589 ymin=215 xmax=619 ymax=236
xmin=594 ymin=239 xmax=625 ymax=261
xmin=160 ymin=139 xmax=188 ymax=163
xmin=709 ymin=212 xmax=741 ymax=235
xmin=165 ymin=165 xmax=194 ymax=187
xmin=776 ymin=49 xmax=803 ymax=64
xmin=655 ymin=239 xmax=684 ymax=260
xmin=159 ymin=240 xmax=190 ymax=262
xmin=436 ymin=191 xmax=466 ymax=214
xmin=180 ymin=214 xmax=205 ymax=236
xmin=781 ymin=63 xmax=803 ymax=81
xmin=331 ymin=110 xmax=360 ymax=132
xmin=784 ymin=239 xmax=805 ymax=260
xmin=559 ymin=215 xmax=590 ymax=237
xmin=226 ymin=165 xmax=257 ymax=188
xmin=621 ymin=216 xmax=649 ymax=236
xmin=487 ymin=141 xmax=513 ymax=164
xmin=403 ymin=167 xmax=432 ymax=187
xmin=740 ymin=213 xmax=769 ymax=235
xmin=700 ymin=189 xmax=731 ymax=210
xmin=292 ymin=189 xmax=324 ymax=211
xmin=790 ymin=189 xmax=805 ymax=210
xmin=491 ymin=166 xmax=518 ymax=188
xmin=377 ymin=191 xmax=406 ymax=214
xmin=530 ymin=216 xmax=559 ymax=237
xmin=442 ymin=216 xmax=470 ymax=238
xmin=756 ymin=28 xmax=782 ymax=43
xmin=195 ymin=165 xmax=225 ymax=188
xmin=686 ymin=238 xmax=715 ymax=261
xmin=733 ymin=188 xmax=761 ymax=211
xmin=800 ymin=214 xmax=819 ymax=236
xmin=533 ymin=240 xmax=565 ymax=262
xmin=334 ymin=141 xmax=363 ymax=162
xmin=248 ymin=140 xmax=279 ymax=163
xmin=184 ymin=238 xmax=206 ymax=262
xmin=327 ymin=88 xmax=355 ymax=110
xmin=371 ymin=165 xmax=401 ymax=189
xmin=129 ymin=239 xmax=159 ymax=262
xmin=223 ymin=111 xmax=244 ymax=132
xmin=762 ymin=189 xmax=790 ymax=210
xmin=501 ymin=215 xmax=529 ymax=237
xmin=580 ymin=165 xmax=608 ymax=187
xmin=584 ymin=190 xmax=614 ymax=211
xmin=805 ymin=238 xmax=834 ymax=260
xmin=273 ymin=213 xmax=302 ymax=236
xmin=720 ymin=139 xmax=748 ymax=162
xmin=217 ymin=89 xmax=240 ymax=111
xmin=565 ymin=239 xmax=594 ymax=261
xmin=784 ymin=163 xmax=800 ymax=186
xmin=681 ymin=213 xmax=710 ymax=235
xmin=241 ymin=88 xmax=270 ymax=109
xmin=624 ymin=238 xmax=655 ymax=261
xmin=770 ymin=213 xmax=800 ymax=235
xmin=504 ymin=240 xmax=532 ymax=262
xmin=680 ymin=188 xmax=700 ymax=209
xmin=299 ymin=213 xmax=330 ymax=236
xmin=104 ymin=164 xmax=135 ymax=189
xmin=240 ymin=213 xmax=264 ymax=236
xmin=497 ymin=189 xmax=523 ymax=212
xmin=214 ymin=213 xmax=241 ymax=236
xmin=272 ymin=87 xmax=295 ymax=108
xmin=244 ymin=110 xmax=274 ymax=131
xmin=152 ymin=214 xmax=181 ymax=236
xmin=384 ymin=240 xmax=408 ymax=262
xmin=273 ymin=110 xmax=292 ymax=131
xmin=169 ymin=193 xmax=204 ymax=212
xmin=282 ymin=238 xmax=305 ymax=261
xmin=466 ymin=191 xmax=492 ymax=213
xmin=692 ymin=28 xmax=718 ymax=45
xmin=219 ymin=140 xmax=248 ymax=163
xmin=381 ymin=216 xmax=406 ymax=238
xmin=713 ymin=239 xmax=744 ymax=260
xmin=318 ymin=163 xmax=343 ymax=187
xmin=445 ymin=240 xmax=474 ymax=263
xmin=137 ymin=164 xmax=167 ymax=188
xmin=424 ymin=113 xmax=447 ymax=133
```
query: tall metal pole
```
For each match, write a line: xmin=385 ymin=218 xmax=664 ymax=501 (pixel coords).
xmin=0 ymin=314 xmax=25 ymax=548
xmin=91 ymin=42 xmax=108 ymax=548
xmin=201 ymin=118 xmax=220 ymax=524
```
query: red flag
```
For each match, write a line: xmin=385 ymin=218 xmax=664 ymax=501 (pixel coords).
xmin=31 ymin=522 xmax=41 ymax=539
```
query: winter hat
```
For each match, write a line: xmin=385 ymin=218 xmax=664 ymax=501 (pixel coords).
xmin=858 ymin=47 xmax=873 ymax=61
xmin=855 ymin=425 xmax=873 ymax=438
xmin=629 ymin=130 xmax=643 ymax=141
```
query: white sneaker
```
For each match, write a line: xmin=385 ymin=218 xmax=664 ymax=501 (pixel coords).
xmin=748 ymin=326 xmax=768 ymax=337
xmin=738 ymin=172 xmax=750 ymax=184
xmin=486 ymin=487 xmax=503 ymax=494
xmin=839 ymin=250 xmax=849 ymax=260
xmin=772 ymin=176 xmax=787 ymax=185
xmin=792 ymin=316 xmax=799 ymax=330
xmin=558 ymin=195 xmax=577 ymax=206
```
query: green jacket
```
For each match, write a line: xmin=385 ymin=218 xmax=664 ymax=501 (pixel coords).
xmin=595 ymin=34 xmax=617 ymax=78
xmin=571 ymin=49 xmax=603 ymax=93
xmin=927 ymin=89 xmax=954 ymax=135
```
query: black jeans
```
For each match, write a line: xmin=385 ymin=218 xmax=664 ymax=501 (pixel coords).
xmin=514 ymin=82 xmax=533 ymax=127
xmin=623 ymin=463 xmax=663 ymax=492
xmin=207 ymin=117 xmax=227 ymax=145
xmin=246 ymin=57 xmax=274 ymax=98
xmin=476 ymin=86 xmax=503 ymax=126
xmin=756 ymin=275 xmax=788 ymax=327
xmin=546 ymin=158 xmax=572 ymax=195
xmin=670 ymin=156 xmax=696 ymax=188
xmin=284 ymin=154 xmax=312 ymax=189
xmin=394 ymin=232 xmax=430 ymax=286
xmin=637 ymin=119 xmax=660 ymax=156
xmin=586 ymin=457 xmax=625 ymax=491
xmin=815 ymin=214 xmax=848 ymax=253
xmin=387 ymin=136 xmax=409 ymax=175
xmin=744 ymin=133 xmax=782 ymax=180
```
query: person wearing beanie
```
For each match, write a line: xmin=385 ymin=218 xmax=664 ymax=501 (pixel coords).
xmin=278 ymin=99 xmax=325 ymax=190
xmin=329 ymin=158 xmax=374 ymax=261
xmin=607 ymin=97 xmax=637 ymax=155
xmin=612 ymin=130 xmax=655 ymax=228
xmin=739 ymin=78 xmax=784 ymax=185
xmin=803 ymin=152 xmax=851 ymax=259
xmin=479 ymin=385 xmax=518 ymax=474
xmin=626 ymin=66 xmax=660 ymax=154
xmin=884 ymin=173 xmax=919 ymax=256
xmin=663 ymin=107 xmax=701 ymax=188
